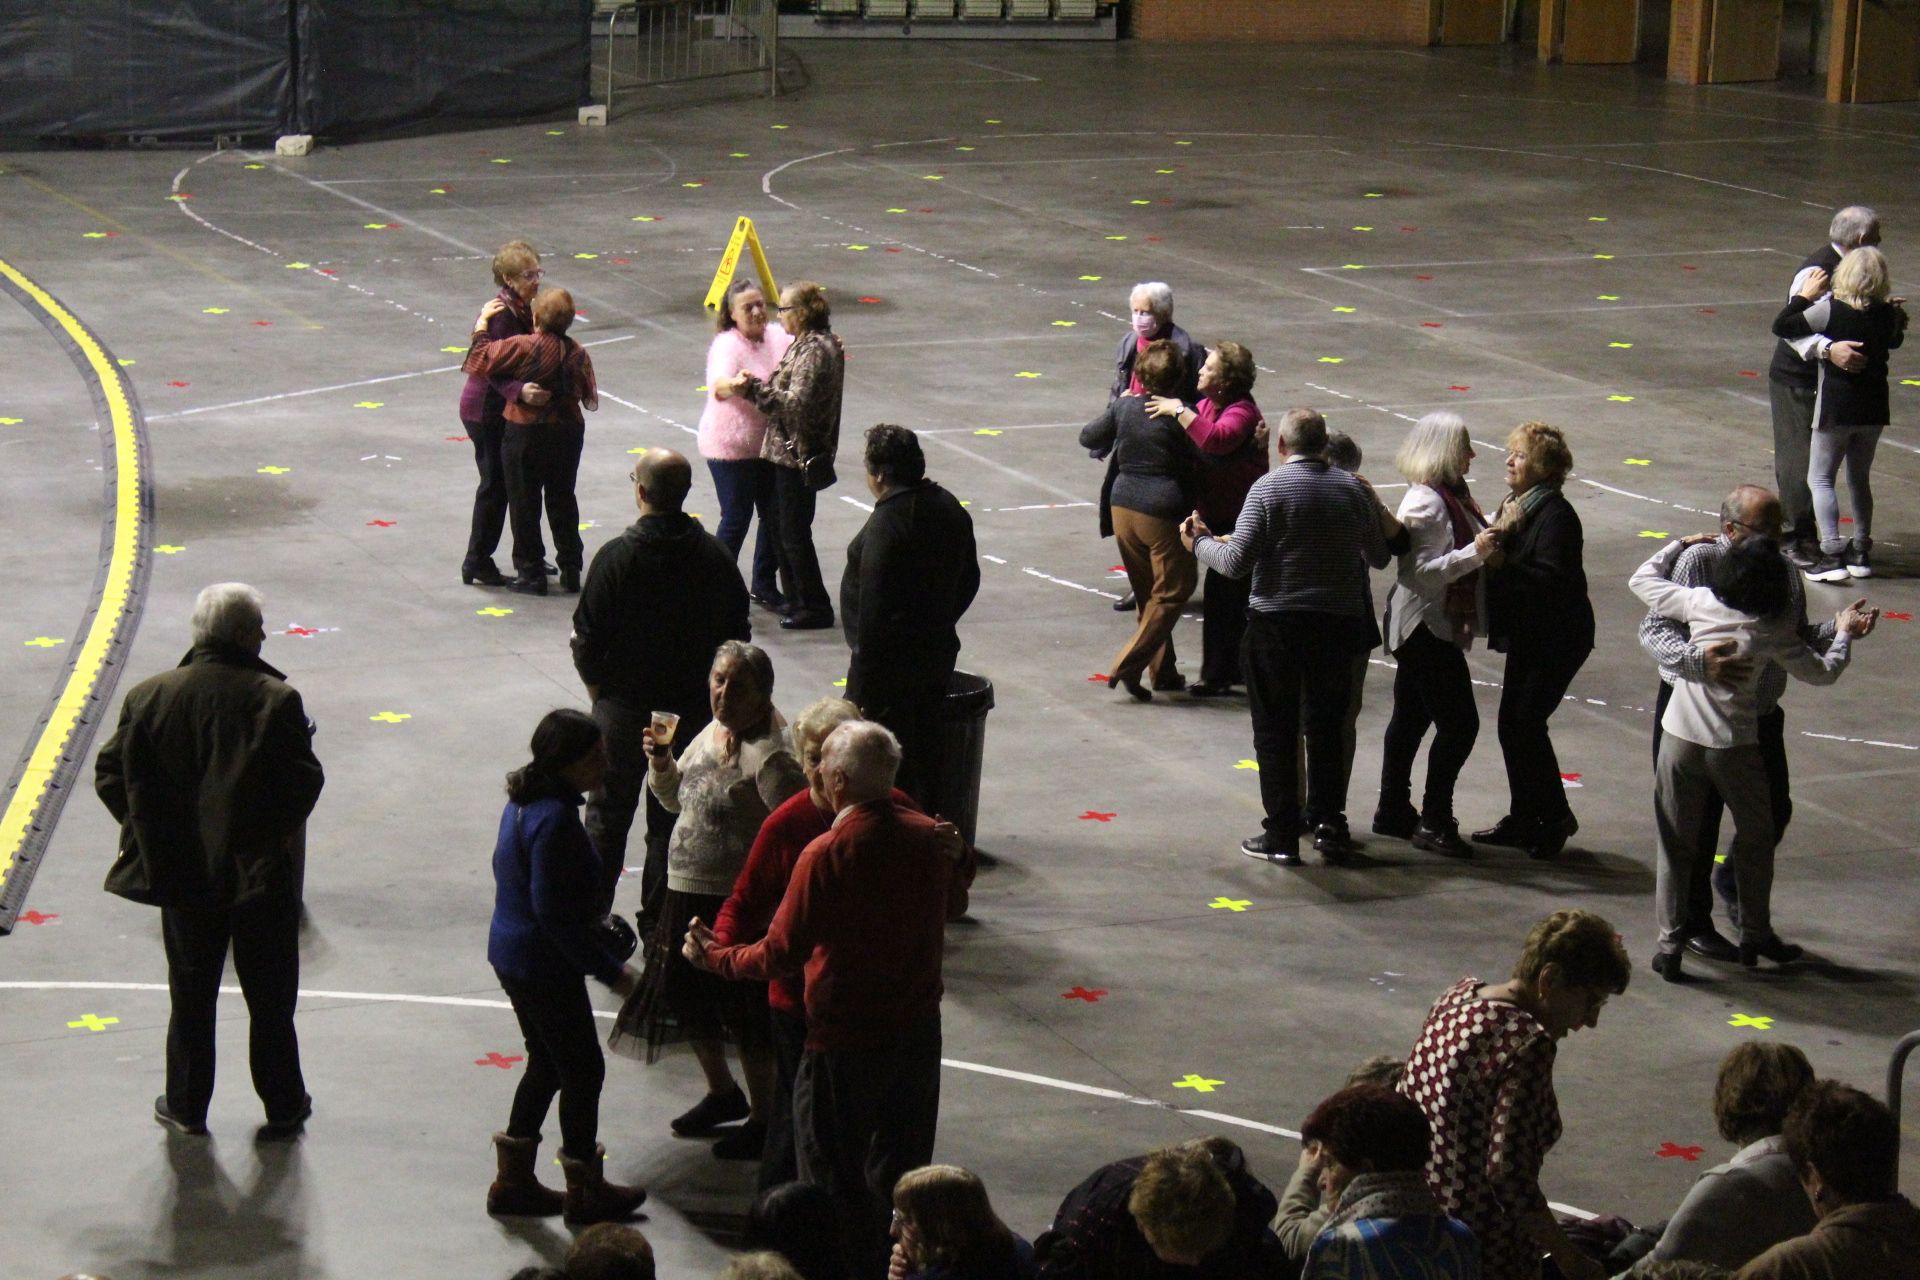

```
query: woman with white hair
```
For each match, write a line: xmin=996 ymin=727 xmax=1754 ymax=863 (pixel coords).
xmin=1771 ymin=245 xmax=1908 ymax=582
xmin=1374 ymin=413 xmax=1499 ymax=858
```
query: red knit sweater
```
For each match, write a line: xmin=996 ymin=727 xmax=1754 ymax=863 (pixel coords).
xmin=705 ymin=797 xmax=972 ymax=1051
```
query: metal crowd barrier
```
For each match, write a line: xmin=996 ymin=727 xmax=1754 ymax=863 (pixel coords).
xmin=594 ymin=0 xmax=778 ymax=111
xmin=1891 ymin=1028 xmax=1920 ymax=1190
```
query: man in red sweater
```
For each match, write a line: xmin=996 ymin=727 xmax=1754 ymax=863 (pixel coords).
xmin=686 ymin=720 xmax=971 ymax=1273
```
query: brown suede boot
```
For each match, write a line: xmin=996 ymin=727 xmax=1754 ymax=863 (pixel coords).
xmin=487 ymin=1132 xmax=566 ymax=1217
xmin=558 ymin=1144 xmax=648 ymax=1226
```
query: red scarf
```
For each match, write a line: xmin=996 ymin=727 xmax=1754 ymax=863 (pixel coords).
xmin=1435 ymin=480 xmax=1486 ymax=647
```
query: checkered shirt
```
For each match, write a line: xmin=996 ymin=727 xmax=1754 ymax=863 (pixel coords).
xmin=1399 ymin=977 xmax=1561 ymax=1280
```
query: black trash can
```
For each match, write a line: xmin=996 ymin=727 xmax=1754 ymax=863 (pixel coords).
xmin=934 ymin=671 xmax=994 ymax=850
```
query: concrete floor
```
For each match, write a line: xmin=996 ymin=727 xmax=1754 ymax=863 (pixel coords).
xmin=3 ymin=38 xmax=1918 ymax=1280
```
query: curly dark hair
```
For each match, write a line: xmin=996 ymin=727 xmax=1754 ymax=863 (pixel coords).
xmin=864 ymin=423 xmax=926 ymax=486
xmin=1299 ymin=1084 xmax=1430 ymax=1175
xmin=1783 ymin=1080 xmax=1900 ymax=1203
xmin=1135 ymin=339 xmax=1187 ymax=398
xmin=1713 ymin=535 xmax=1793 ymax=620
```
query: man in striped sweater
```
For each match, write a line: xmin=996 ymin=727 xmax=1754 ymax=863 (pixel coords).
xmin=1184 ymin=409 xmax=1399 ymax=865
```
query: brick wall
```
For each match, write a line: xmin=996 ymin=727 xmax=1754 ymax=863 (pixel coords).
xmin=1132 ymin=0 xmax=1432 ymax=43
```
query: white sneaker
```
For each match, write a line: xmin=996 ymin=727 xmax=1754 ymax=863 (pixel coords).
xmin=1846 ymin=543 xmax=1873 ymax=578
xmin=1804 ymin=554 xmax=1851 ymax=583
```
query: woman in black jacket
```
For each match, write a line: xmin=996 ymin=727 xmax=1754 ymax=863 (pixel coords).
xmin=1771 ymin=246 xmax=1907 ymax=582
xmin=1473 ymin=422 xmax=1595 ymax=861
xmin=1080 ymin=339 xmax=1202 ymax=702
xmin=487 ymin=708 xmax=644 ymax=1225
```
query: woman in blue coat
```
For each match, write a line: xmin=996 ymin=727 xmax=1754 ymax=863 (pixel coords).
xmin=487 ymin=708 xmax=645 ymax=1225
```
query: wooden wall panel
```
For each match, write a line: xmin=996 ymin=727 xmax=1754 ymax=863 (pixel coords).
xmin=1853 ymin=0 xmax=1920 ymax=101
xmin=1557 ymin=0 xmax=1638 ymax=62
xmin=1132 ymin=0 xmax=1431 ymax=43
xmin=1709 ymin=0 xmax=1782 ymax=81
xmin=1435 ymin=0 xmax=1507 ymax=44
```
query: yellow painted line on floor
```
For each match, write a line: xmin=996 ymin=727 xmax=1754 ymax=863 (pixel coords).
xmin=0 ymin=257 xmax=146 ymax=899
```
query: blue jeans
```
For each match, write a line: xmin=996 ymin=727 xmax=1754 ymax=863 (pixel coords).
xmin=708 ymin=457 xmax=781 ymax=600
xmin=1808 ymin=423 xmax=1882 ymax=554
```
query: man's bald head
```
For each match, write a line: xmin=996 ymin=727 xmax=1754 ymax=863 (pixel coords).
xmin=1720 ymin=484 xmax=1781 ymax=542
xmin=633 ymin=449 xmax=692 ymax=513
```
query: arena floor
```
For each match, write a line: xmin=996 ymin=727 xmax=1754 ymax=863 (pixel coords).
xmin=3 ymin=37 xmax=1918 ymax=1280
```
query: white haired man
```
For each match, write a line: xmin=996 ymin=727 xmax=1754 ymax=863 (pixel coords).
xmin=95 ymin=583 xmax=325 ymax=1137
xmin=684 ymin=720 xmax=972 ymax=1275
xmin=1769 ymin=205 xmax=1878 ymax=568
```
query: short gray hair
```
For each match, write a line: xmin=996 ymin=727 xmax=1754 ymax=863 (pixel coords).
xmin=190 ymin=582 xmax=264 ymax=647
xmin=1395 ymin=412 xmax=1471 ymax=487
xmin=713 ymin=639 xmax=774 ymax=697
xmin=820 ymin=720 xmax=901 ymax=802
xmin=1130 ymin=281 xmax=1173 ymax=320
xmin=1280 ymin=408 xmax=1327 ymax=458
xmin=1830 ymin=205 xmax=1879 ymax=249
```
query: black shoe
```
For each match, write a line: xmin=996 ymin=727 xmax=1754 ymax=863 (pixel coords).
xmin=1241 ymin=832 xmax=1301 ymax=866
xmin=1684 ymin=928 xmax=1740 ymax=962
xmin=542 ymin=560 xmax=558 ymax=576
xmin=748 ymin=591 xmax=786 ymax=612
xmin=509 ymin=574 xmax=548 ymax=596
xmin=711 ymin=1122 xmax=767 ymax=1161
xmin=1651 ymin=951 xmax=1687 ymax=983
xmin=1470 ymin=815 xmax=1532 ymax=848
xmin=1526 ymin=813 xmax=1578 ymax=861
xmin=462 ymin=563 xmax=509 ymax=587
xmin=1411 ymin=817 xmax=1474 ymax=858
xmin=154 ymin=1095 xmax=208 ymax=1136
xmin=1739 ymin=936 xmax=1805 ymax=968
xmin=558 ymin=568 xmax=581 ymax=593
xmin=258 ymin=1093 xmax=313 ymax=1140
xmin=1112 ymin=592 xmax=1136 ymax=612
xmin=1107 ymin=673 xmax=1151 ymax=703
xmin=778 ymin=611 xmax=834 ymax=631
xmin=1186 ymin=680 xmax=1234 ymax=698
xmin=1313 ymin=820 xmax=1354 ymax=863
xmin=671 ymin=1087 xmax=749 ymax=1136
xmin=1803 ymin=553 xmax=1850 ymax=583
xmin=1151 ymin=671 xmax=1186 ymax=694
xmin=1371 ymin=801 xmax=1419 ymax=839
xmin=1783 ymin=540 xmax=1819 ymax=571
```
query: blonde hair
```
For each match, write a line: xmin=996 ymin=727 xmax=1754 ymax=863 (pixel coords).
xmin=793 ymin=697 xmax=861 ymax=765
xmin=722 ymin=1253 xmax=803 ymax=1280
xmin=1396 ymin=412 xmax=1471 ymax=487
xmin=492 ymin=240 xmax=540 ymax=287
xmin=1833 ymin=246 xmax=1890 ymax=309
xmin=1127 ymin=1141 xmax=1234 ymax=1265
xmin=1507 ymin=421 xmax=1573 ymax=486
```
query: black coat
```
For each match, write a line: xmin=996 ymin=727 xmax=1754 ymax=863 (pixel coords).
xmin=96 ymin=643 xmax=325 ymax=910
xmin=571 ymin=512 xmax=751 ymax=716
xmin=1486 ymin=488 xmax=1595 ymax=656
xmin=842 ymin=479 xmax=980 ymax=702
xmin=1772 ymin=293 xmax=1906 ymax=428
xmin=1096 ymin=323 xmax=1208 ymax=538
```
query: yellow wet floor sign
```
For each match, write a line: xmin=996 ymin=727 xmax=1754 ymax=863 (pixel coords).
xmin=703 ymin=216 xmax=779 ymax=313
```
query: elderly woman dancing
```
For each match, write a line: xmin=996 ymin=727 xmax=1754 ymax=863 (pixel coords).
xmin=1472 ymin=422 xmax=1593 ymax=861
xmin=701 ymin=277 xmax=794 ymax=611
xmin=611 ymin=641 xmax=807 ymax=1160
xmin=1374 ymin=412 xmax=1499 ymax=858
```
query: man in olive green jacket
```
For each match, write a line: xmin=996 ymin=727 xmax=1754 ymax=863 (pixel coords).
xmin=96 ymin=583 xmax=324 ymax=1137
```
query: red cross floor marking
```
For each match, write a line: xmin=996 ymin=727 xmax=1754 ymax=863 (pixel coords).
xmin=476 ymin=1052 xmax=524 ymax=1069
xmin=1062 ymin=986 xmax=1108 ymax=1002
xmin=366 ymin=519 xmax=396 ymax=527
xmin=446 ymin=435 xmax=470 ymax=442
xmin=18 ymin=910 xmax=59 ymax=925
xmin=253 ymin=320 xmax=274 ymax=327
xmin=285 ymin=626 xmax=317 ymax=637
xmin=1415 ymin=274 xmax=1434 ymax=282
xmin=1087 ymin=673 xmax=1109 ymax=682
xmin=1079 ymin=810 xmax=1116 ymax=822
xmin=1656 ymin=1142 xmax=1704 ymax=1161
xmin=168 ymin=380 xmax=190 ymax=387
xmin=1884 ymin=611 xmax=1912 ymax=621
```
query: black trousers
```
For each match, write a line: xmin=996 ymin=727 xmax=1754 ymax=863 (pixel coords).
xmin=758 ymin=1007 xmax=809 ymax=1193
xmin=503 ymin=421 xmax=585 ymax=577
xmin=161 ymin=897 xmax=306 ymax=1125
xmin=794 ymin=1017 xmax=942 ymax=1278
xmin=499 ymin=973 xmax=605 ymax=1158
xmin=771 ymin=464 xmax=832 ymax=616
xmin=586 ymin=698 xmax=695 ymax=927
xmin=1496 ymin=644 xmax=1588 ymax=824
xmin=1380 ymin=627 xmax=1480 ymax=821
xmin=1200 ymin=568 xmax=1250 ymax=686
xmin=1243 ymin=611 xmax=1361 ymax=837
xmin=1651 ymin=683 xmax=1792 ymax=933
xmin=463 ymin=416 xmax=511 ymax=573
xmin=859 ymin=671 xmax=950 ymax=813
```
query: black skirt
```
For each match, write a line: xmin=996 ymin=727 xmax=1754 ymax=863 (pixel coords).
xmin=608 ymin=888 xmax=769 ymax=1062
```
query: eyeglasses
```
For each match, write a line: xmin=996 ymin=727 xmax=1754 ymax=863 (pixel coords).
xmin=516 ymin=270 xmax=545 ymax=282
xmin=777 ymin=304 xmax=800 ymax=313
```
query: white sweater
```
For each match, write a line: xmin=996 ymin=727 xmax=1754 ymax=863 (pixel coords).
xmin=647 ymin=718 xmax=806 ymax=895
xmin=1384 ymin=484 xmax=1488 ymax=652
xmin=1630 ymin=541 xmax=1850 ymax=748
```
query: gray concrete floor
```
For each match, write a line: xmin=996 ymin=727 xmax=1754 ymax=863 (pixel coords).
xmin=3 ymin=38 xmax=1918 ymax=1280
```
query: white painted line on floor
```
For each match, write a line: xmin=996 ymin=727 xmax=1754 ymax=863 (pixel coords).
xmin=0 ymin=979 xmax=1599 ymax=1217
xmin=1023 ymin=566 xmax=1121 ymax=599
xmin=146 ymin=336 xmax=637 ymax=421
xmin=840 ymin=495 xmax=875 ymax=513
xmin=598 ymin=389 xmax=696 ymax=436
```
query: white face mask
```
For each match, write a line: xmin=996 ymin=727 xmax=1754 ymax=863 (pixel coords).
xmin=1131 ymin=310 xmax=1160 ymax=338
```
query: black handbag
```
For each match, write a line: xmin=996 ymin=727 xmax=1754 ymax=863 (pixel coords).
xmin=802 ymin=452 xmax=837 ymax=491
xmin=595 ymin=912 xmax=638 ymax=963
